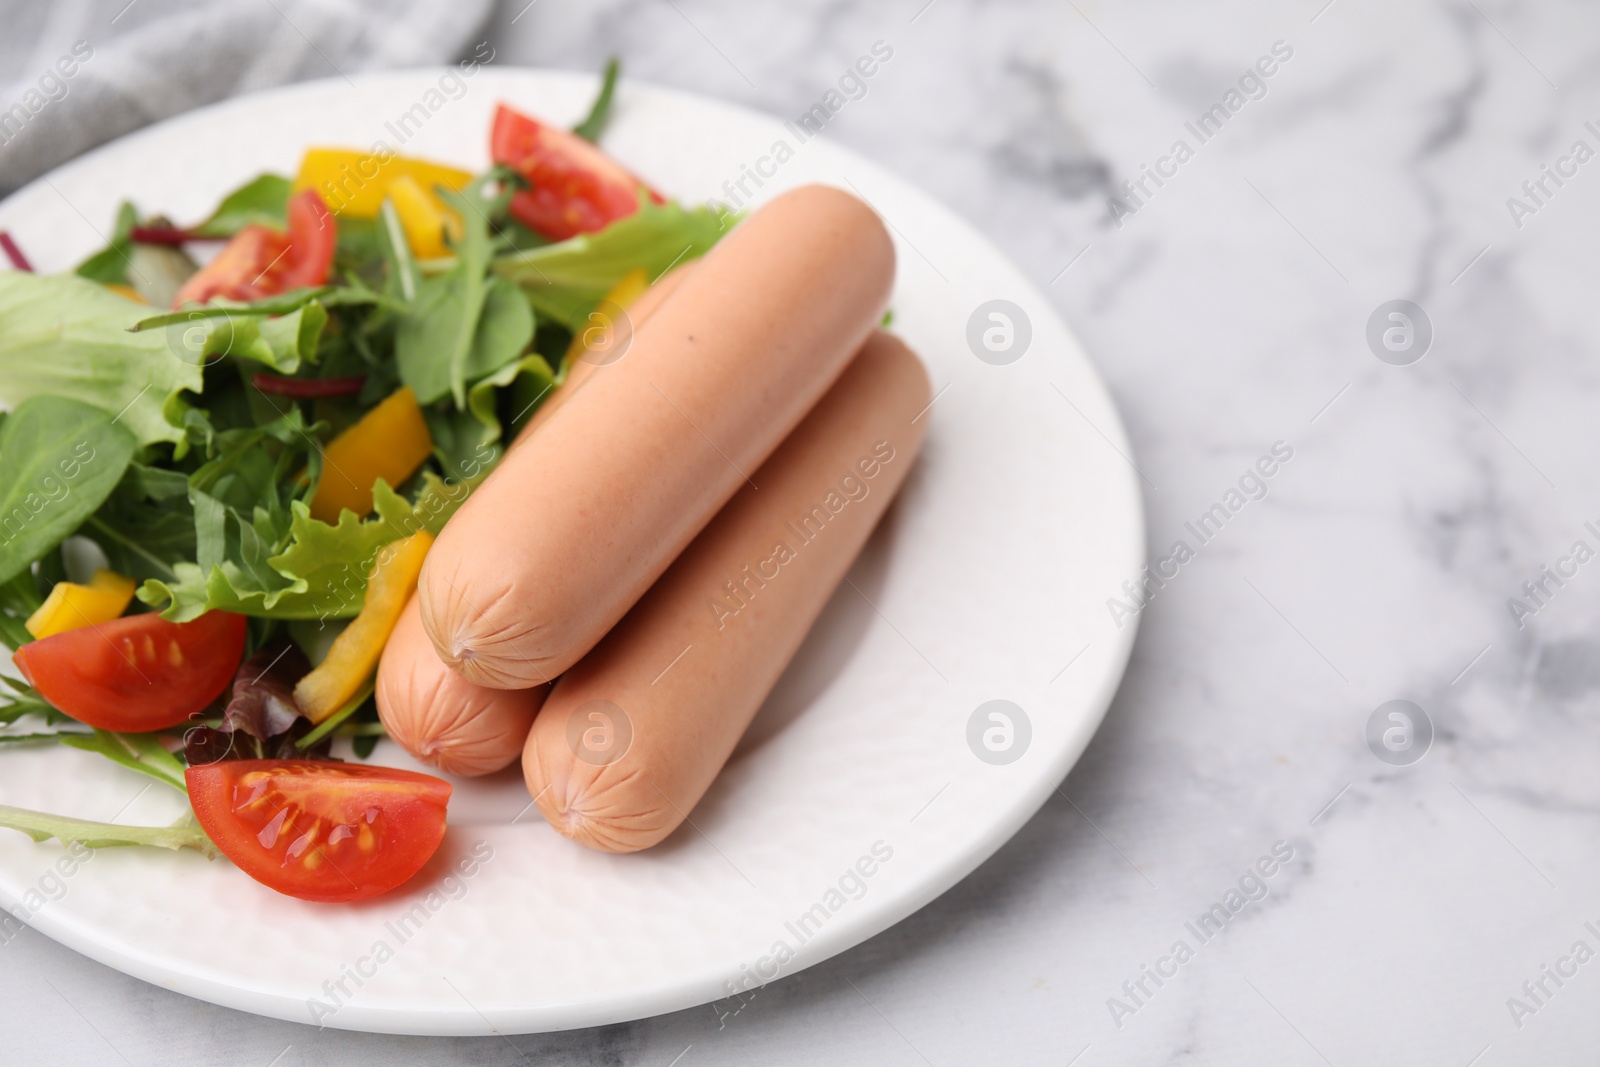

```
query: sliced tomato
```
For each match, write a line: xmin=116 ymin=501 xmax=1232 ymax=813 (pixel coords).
xmin=171 ymin=226 xmax=285 ymax=307
xmin=491 ymin=102 xmax=664 ymax=241
xmin=186 ymin=760 xmax=452 ymax=903
xmin=13 ymin=610 xmax=247 ymax=732
xmin=171 ymin=189 xmax=336 ymax=307
xmin=274 ymin=188 xmax=338 ymax=289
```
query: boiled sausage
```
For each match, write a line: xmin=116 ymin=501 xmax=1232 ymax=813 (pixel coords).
xmin=523 ymin=331 xmax=930 ymax=851
xmin=375 ymin=595 xmax=549 ymax=776
xmin=375 ymin=264 xmax=695 ymax=773
xmin=419 ymin=185 xmax=895 ymax=688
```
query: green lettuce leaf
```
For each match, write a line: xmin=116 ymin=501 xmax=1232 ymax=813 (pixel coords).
xmin=132 ymin=298 xmax=332 ymax=374
xmin=0 ymin=272 xmax=202 ymax=446
xmin=138 ymin=474 xmax=474 ymax=621
xmin=0 ymin=396 xmax=137 ymax=585
xmin=207 ymin=304 xmax=328 ymax=373
xmin=493 ymin=198 xmax=726 ymax=330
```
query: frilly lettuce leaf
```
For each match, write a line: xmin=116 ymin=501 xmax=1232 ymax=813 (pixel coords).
xmin=0 ymin=274 xmax=330 ymax=449
xmin=138 ymin=474 xmax=473 ymax=622
xmin=132 ymin=299 xmax=329 ymax=374
xmin=466 ymin=351 xmax=556 ymax=442
xmin=493 ymin=198 xmax=726 ymax=330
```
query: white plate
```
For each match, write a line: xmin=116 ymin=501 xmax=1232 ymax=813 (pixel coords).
xmin=0 ymin=69 xmax=1142 ymax=1035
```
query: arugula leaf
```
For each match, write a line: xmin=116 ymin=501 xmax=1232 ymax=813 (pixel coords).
xmin=396 ymin=184 xmax=525 ymax=406
xmin=466 ymin=277 xmax=535 ymax=383
xmin=424 ymin=405 xmax=501 ymax=483
xmin=129 ymin=286 xmax=385 ymax=330
xmin=189 ymin=173 xmax=291 ymax=238
xmin=0 ymin=550 xmax=44 ymax=607
xmin=0 ymin=396 xmax=137 ymax=586
xmin=0 ymin=272 xmax=203 ymax=446
xmin=154 ymin=408 xmax=323 ymax=610
xmin=0 ymin=675 xmax=64 ymax=724
xmin=335 ymin=215 xmax=386 ymax=284
xmin=0 ymin=570 xmax=42 ymax=650
xmin=494 ymin=198 xmax=725 ymax=330
xmin=139 ymin=475 xmax=474 ymax=621
xmin=378 ymin=200 xmax=419 ymax=303
xmin=74 ymin=202 xmax=138 ymax=285
xmin=58 ymin=729 xmax=189 ymax=793
xmin=84 ymin=464 xmax=195 ymax=584
xmin=0 ymin=804 xmax=216 ymax=855
xmin=131 ymin=288 xmax=328 ymax=328
xmin=123 ymin=463 xmax=191 ymax=500
xmin=0 ymin=614 xmax=32 ymax=651
xmin=573 ymin=57 xmax=621 ymax=142
xmin=189 ymin=406 xmax=313 ymax=499
xmin=495 ymin=216 xmax=553 ymax=254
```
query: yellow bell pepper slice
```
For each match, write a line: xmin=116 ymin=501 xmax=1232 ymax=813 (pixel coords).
xmin=294 ymin=531 xmax=433 ymax=723
xmin=293 ymin=148 xmax=473 ymax=219
xmin=309 ymin=386 xmax=434 ymax=524
xmin=561 ymin=267 xmax=652 ymax=372
xmin=25 ymin=570 xmax=138 ymax=640
xmin=387 ymin=174 xmax=462 ymax=259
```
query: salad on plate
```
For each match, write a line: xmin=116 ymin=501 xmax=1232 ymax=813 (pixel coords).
xmin=0 ymin=60 xmax=727 ymax=903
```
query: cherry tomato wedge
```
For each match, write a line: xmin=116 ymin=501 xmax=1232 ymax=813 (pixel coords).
xmin=186 ymin=760 xmax=452 ymax=903
xmin=490 ymin=102 xmax=664 ymax=241
xmin=171 ymin=189 xmax=336 ymax=307
xmin=13 ymin=610 xmax=247 ymax=732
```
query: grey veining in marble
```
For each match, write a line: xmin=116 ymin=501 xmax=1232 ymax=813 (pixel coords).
xmin=5 ymin=0 xmax=1600 ymax=1063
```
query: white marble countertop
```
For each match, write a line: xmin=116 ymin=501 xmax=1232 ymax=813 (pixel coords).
xmin=6 ymin=0 xmax=1599 ymax=1063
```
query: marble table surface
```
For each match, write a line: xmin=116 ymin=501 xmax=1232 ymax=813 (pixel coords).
xmin=6 ymin=0 xmax=1599 ymax=1063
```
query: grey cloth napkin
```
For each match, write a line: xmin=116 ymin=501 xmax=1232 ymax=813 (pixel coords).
xmin=0 ymin=0 xmax=497 ymax=195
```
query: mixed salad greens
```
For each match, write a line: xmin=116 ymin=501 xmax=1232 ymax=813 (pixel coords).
xmin=0 ymin=60 xmax=728 ymax=902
